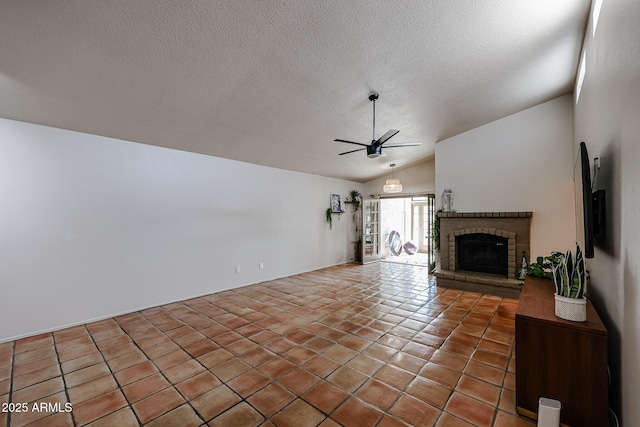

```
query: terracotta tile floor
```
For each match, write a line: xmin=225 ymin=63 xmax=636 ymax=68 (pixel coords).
xmin=0 ymin=262 xmax=537 ymax=426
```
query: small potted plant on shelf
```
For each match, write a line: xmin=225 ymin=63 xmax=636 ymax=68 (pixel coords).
xmin=326 ymin=208 xmax=333 ymax=229
xmin=525 ymin=255 xmax=555 ymax=280
xmin=348 ymin=190 xmax=362 ymax=211
xmin=549 ymin=245 xmax=587 ymax=322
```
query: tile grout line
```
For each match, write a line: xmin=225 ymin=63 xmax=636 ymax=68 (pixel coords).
xmin=434 ymin=289 xmax=511 ymax=425
xmin=6 ymin=340 xmax=15 ymax=427
xmin=117 ymin=308 xmax=204 ymax=426
xmin=466 ymin=293 xmax=503 ymax=427
xmin=135 ymin=298 xmax=287 ymax=425
xmin=140 ymin=305 xmax=244 ymax=426
xmin=111 ymin=323 xmax=159 ymax=427
xmin=64 ymin=320 xmax=141 ymax=427
xmin=428 ymin=286 xmax=479 ymax=426
xmin=89 ymin=322 xmax=138 ymax=427
xmin=53 ymin=329 xmax=78 ymax=427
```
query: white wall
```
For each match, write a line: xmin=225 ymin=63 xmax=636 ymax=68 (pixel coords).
xmin=435 ymin=95 xmax=576 ymax=258
xmin=573 ymin=0 xmax=640 ymax=423
xmin=0 ymin=119 xmax=362 ymax=342
xmin=363 ymin=158 xmax=435 ymax=198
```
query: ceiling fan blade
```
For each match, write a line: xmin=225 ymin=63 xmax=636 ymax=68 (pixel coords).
xmin=338 ymin=148 xmax=366 ymax=155
xmin=383 ymin=142 xmax=422 ymax=148
xmin=376 ymin=129 xmax=400 ymax=146
xmin=334 ymin=139 xmax=369 ymax=147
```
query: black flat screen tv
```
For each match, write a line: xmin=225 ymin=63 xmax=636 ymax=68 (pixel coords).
xmin=578 ymin=141 xmax=595 ymax=259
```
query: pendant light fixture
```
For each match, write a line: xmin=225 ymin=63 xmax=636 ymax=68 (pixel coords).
xmin=383 ymin=163 xmax=402 ymax=193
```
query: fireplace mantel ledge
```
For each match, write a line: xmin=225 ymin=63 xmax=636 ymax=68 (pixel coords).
xmin=437 ymin=212 xmax=532 ymax=218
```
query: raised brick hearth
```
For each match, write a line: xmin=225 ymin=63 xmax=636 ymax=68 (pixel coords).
xmin=434 ymin=212 xmax=532 ymax=298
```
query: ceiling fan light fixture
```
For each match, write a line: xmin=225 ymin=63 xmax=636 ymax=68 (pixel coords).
xmin=367 ymin=145 xmax=383 ymax=158
xmin=383 ymin=164 xmax=403 ymax=193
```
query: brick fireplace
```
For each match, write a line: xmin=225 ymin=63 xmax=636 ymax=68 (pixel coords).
xmin=434 ymin=212 xmax=532 ymax=298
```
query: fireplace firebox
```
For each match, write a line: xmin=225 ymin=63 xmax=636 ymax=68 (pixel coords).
xmin=456 ymin=233 xmax=508 ymax=276
xmin=433 ymin=212 xmax=532 ymax=298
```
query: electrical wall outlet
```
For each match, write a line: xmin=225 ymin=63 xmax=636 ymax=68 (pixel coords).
xmin=259 ymin=263 xmax=264 ymax=270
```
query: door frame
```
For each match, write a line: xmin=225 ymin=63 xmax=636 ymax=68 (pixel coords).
xmin=361 ymin=198 xmax=381 ymax=264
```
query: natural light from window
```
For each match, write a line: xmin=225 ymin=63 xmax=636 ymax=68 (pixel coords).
xmin=575 ymin=50 xmax=587 ymax=104
xmin=592 ymin=0 xmax=603 ymax=37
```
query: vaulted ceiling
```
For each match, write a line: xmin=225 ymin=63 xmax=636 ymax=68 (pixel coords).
xmin=0 ymin=1 xmax=591 ymax=182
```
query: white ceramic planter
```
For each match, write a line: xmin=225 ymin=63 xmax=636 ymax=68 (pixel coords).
xmin=554 ymin=294 xmax=587 ymax=322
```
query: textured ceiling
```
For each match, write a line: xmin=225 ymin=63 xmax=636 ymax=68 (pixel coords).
xmin=0 ymin=1 xmax=591 ymax=182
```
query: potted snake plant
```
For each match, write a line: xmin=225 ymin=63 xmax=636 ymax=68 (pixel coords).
xmin=549 ymin=244 xmax=587 ymax=322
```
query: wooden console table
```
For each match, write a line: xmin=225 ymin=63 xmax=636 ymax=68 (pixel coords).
xmin=515 ymin=277 xmax=608 ymax=426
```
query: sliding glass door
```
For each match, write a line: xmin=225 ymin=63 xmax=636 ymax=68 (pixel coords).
xmin=362 ymin=195 xmax=435 ymax=266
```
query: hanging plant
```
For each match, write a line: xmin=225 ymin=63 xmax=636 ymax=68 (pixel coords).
xmin=326 ymin=208 xmax=333 ymax=229
xmin=348 ymin=190 xmax=362 ymax=211
xmin=433 ymin=208 xmax=443 ymax=254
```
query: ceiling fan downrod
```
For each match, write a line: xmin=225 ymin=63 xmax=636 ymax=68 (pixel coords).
xmin=369 ymin=92 xmax=379 ymax=143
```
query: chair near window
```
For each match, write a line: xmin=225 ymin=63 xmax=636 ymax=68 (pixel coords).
xmin=403 ymin=241 xmax=417 ymax=255
xmin=389 ymin=230 xmax=402 ymax=255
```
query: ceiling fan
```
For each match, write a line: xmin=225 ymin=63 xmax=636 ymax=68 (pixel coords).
xmin=333 ymin=93 xmax=421 ymax=158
